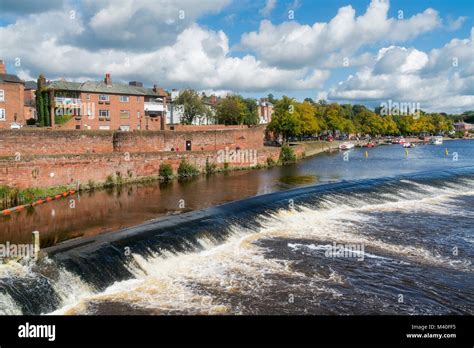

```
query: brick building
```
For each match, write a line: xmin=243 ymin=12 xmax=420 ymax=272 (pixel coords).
xmin=257 ymin=98 xmax=274 ymax=124
xmin=0 ymin=60 xmax=25 ymax=129
xmin=24 ymin=80 xmax=37 ymax=121
xmin=47 ymin=73 xmax=167 ymax=131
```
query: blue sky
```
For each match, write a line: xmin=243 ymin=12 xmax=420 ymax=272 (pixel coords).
xmin=0 ymin=0 xmax=473 ymax=112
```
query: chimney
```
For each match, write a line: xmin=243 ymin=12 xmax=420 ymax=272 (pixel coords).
xmin=153 ymin=84 xmax=158 ymax=93
xmin=104 ymin=73 xmax=112 ymax=85
xmin=0 ymin=60 xmax=5 ymax=74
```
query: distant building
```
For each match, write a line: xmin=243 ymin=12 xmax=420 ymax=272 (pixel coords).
xmin=46 ymin=73 xmax=167 ymax=131
xmin=454 ymin=121 xmax=473 ymax=132
xmin=24 ymin=80 xmax=37 ymax=121
xmin=0 ymin=59 xmax=25 ymax=129
xmin=258 ymin=98 xmax=273 ymax=124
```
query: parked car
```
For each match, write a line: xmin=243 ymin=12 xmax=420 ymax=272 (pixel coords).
xmin=10 ymin=122 xmax=22 ymax=129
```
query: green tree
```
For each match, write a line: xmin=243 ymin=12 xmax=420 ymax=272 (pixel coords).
xmin=324 ymin=103 xmax=347 ymax=134
xmin=382 ymin=115 xmax=399 ymax=135
xmin=242 ymin=97 xmax=259 ymax=125
xmin=296 ymin=101 xmax=322 ymax=135
xmin=216 ymin=96 xmax=246 ymax=125
xmin=267 ymin=96 xmax=301 ymax=142
xmin=176 ymin=89 xmax=208 ymax=125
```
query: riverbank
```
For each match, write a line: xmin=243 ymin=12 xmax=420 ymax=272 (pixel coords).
xmin=0 ymin=141 xmax=340 ymax=213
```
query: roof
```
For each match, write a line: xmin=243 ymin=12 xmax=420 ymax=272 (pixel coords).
xmin=46 ymin=80 xmax=166 ymax=97
xmin=24 ymin=81 xmax=37 ymax=90
xmin=0 ymin=73 xmax=24 ymax=84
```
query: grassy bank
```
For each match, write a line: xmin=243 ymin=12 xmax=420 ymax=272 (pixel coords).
xmin=0 ymin=185 xmax=69 ymax=210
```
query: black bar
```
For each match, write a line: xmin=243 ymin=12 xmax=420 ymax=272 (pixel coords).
xmin=0 ymin=315 xmax=471 ymax=346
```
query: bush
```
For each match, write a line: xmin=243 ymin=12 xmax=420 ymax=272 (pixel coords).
xmin=279 ymin=145 xmax=296 ymax=164
xmin=105 ymin=175 xmax=115 ymax=187
xmin=177 ymin=160 xmax=199 ymax=178
xmin=205 ymin=158 xmax=217 ymax=175
xmin=266 ymin=157 xmax=277 ymax=167
xmin=159 ymin=163 xmax=173 ymax=180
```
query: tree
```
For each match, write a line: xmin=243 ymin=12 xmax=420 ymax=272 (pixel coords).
xmin=296 ymin=101 xmax=322 ymax=135
xmin=242 ymin=98 xmax=259 ymax=125
xmin=216 ymin=96 xmax=246 ymax=125
xmin=267 ymin=96 xmax=301 ymax=142
xmin=382 ymin=115 xmax=399 ymax=135
xmin=267 ymin=93 xmax=276 ymax=104
xmin=324 ymin=103 xmax=347 ymax=134
xmin=35 ymin=74 xmax=50 ymax=127
xmin=176 ymin=89 xmax=208 ymax=125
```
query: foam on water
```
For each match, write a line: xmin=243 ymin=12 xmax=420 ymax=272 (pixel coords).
xmin=1 ymin=170 xmax=473 ymax=315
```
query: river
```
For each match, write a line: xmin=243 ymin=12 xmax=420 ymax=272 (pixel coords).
xmin=0 ymin=140 xmax=473 ymax=315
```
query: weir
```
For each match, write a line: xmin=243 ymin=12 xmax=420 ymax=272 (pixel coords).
xmin=1 ymin=166 xmax=473 ymax=315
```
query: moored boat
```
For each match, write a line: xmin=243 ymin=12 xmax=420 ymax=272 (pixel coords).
xmin=430 ymin=136 xmax=443 ymax=145
xmin=339 ymin=142 xmax=355 ymax=150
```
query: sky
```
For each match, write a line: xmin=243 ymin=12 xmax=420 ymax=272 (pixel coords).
xmin=0 ymin=0 xmax=473 ymax=113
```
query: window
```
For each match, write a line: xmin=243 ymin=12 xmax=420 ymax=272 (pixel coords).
xmin=120 ymin=96 xmax=129 ymax=102
xmin=137 ymin=96 xmax=140 ymax=102
xmin=0 ymin=90 xmax=4 ymax=102
xmin=99 ymin=95 xmax=109 ymax=102
xmin=99 ymin=125 xmax=110 ymax=130
xmin=137 ymin=111 xmax=141 ymax=118
xmin=120 ymin=110 xmax=130 ymax=119
xmin=99 ymin=110 xmax=110 ymax=121
xmin=0 ymin=108 xmax=5 ymax=121
xmin=120 ymin=125 xmax=130 ymax=132
xmin=86 ymin=94 xmax=91 ymax=101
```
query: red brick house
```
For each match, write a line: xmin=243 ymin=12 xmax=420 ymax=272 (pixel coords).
xmin=47 ymin=73 xmax=168 ymax=131
xmin=0 ymin=60 xmax=25 ymax=129
xmin=24 ymin=80 xmax=37 ymax=121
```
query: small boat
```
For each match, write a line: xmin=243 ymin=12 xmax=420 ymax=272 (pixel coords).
xmin=364 ymin=142 xmax=375 ymax=148
xmin=430 ymin=136 xmax=443 ymax=145
xmin=402 ymin=142 xmax=416 ymax=148
xmin=339 ymin=142 xmax=355 ymax=150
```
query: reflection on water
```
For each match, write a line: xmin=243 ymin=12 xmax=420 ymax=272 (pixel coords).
xmin=279 ymin=175 xmax=318 ymax=186
xmin=1 ymin=140 xmax=473 ymax=247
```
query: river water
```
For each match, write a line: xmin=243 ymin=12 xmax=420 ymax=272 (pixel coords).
xmin=0 ymin=140 xmax=473 ymax=315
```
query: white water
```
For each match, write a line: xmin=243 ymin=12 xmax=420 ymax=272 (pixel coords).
xmin=0 ymin=176 xmax=472 ymax=315
xmin=40 ymin=177 xmax=473 ymax=315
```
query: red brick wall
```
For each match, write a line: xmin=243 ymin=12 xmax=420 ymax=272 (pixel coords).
xmin=114 ymin=126 xmax=265 ymax=153
xmin=0 ymin=129 xmax=114 ymax=156
xmin=0 ymin=147 xmax=281 ymax=189
xmin=0 ymin=127 xmax=264 ymax=157
xmin=0 ymin=82 xmax=24 ymax=128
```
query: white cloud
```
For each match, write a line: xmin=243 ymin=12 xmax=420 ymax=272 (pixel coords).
xmin=241 ymin=0 xmax=441 ymax=69
xmin=447 ymin=16 xmax=467 ymax=31
xmin=0 ymin=13 xmax=329 ymax=92
xmin=328 ymin=29 xmax=474 ymax=113
xmin=260 ymin=0 xmax=277 ymax=17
